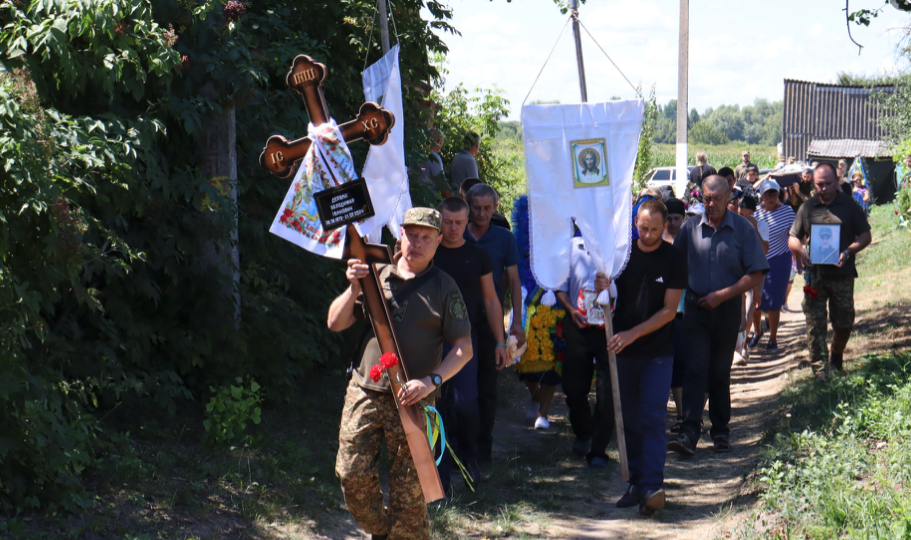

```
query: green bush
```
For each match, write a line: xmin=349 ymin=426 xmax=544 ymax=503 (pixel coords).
xmin=0 ymin=0 xmax=458 ymax=512
xmin=689 ymin=122 xmax=730 ymax=145
xmin=203 ymin=377 xmax=263 ymax=445
xmin=753 ymin=353 xmax=911 ymax=538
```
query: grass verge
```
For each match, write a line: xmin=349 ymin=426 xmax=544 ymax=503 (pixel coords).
xmin=730 ymin=204 xmax=911 ymax=539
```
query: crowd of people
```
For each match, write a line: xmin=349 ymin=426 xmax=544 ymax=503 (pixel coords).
xmin=326 ymin=134 xmax=873 ymax=540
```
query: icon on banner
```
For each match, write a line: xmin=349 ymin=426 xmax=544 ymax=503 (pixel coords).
xmin=571 ymin=138 xmax=610 ymax=188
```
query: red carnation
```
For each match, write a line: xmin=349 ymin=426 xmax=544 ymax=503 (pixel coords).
xmin=556 ymin=321 xmax=564 ymax=339
xmin=379 ymin=352 xmax=399 ymax=369
xmin=803 ymin=285 xmax=818 ymax=298
xmin=369 ymin=364 xmax=384 ymax=382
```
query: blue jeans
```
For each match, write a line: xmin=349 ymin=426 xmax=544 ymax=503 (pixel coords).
xmin=437 ymin=333 xmax=479 ymax=490
xmin=617 ymin=355 xmax=674 ymax=491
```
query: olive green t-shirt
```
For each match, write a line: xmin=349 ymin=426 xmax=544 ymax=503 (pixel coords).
xmin=789 ymin=191 xmax=871 ymax=278
xmin=352 ymin=261 xmax=472 ymax=393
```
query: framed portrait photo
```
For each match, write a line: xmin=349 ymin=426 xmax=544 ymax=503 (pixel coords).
xmin=570 ymin=138 xmax=610 ymax=188
xmin=810 ymin=223 xmax=841 ymax=265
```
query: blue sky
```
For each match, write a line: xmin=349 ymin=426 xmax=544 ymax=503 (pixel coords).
xmin=427 ymin=0 xmax=910 ymax=120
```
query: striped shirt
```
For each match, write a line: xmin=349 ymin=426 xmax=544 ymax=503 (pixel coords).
xmin=755 ymin=203 xmax=795 ymax=258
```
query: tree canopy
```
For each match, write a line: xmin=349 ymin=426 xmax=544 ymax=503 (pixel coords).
xmin=0 ymin=0 xmax=485 ymax=512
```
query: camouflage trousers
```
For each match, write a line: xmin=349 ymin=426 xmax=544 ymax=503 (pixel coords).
xmin=336 ymin=378 xmax=429 ymax=540
xmin=801 ymin=275 xmax=855 ymax=372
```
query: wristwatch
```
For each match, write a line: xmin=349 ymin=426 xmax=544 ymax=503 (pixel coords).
xmin=429 ymin=373 xmax=443 ymax=388
xmin=842 ymin=249 xmax=852 ymax=259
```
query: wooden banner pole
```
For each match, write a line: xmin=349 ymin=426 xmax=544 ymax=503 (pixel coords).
xmin=600 ymin=298 xmax=629 ymax=482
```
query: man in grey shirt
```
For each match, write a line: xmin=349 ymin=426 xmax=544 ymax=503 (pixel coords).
xmin=449 ymin=131 xmax=480 ymax=192
xmin=668 ymin=175 xmax=768 ymax=456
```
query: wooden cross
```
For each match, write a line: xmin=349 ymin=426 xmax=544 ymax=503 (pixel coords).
xmin=259 ymin=55 xmax=445 ymax=503
xmin=259 ymin=56 xmax=395 ymax=179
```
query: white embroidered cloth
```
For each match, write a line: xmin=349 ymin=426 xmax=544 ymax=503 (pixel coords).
xmin=268 ymin=120 xmax=358 ymax=259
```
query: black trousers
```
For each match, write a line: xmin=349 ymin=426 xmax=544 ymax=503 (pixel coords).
xmin=476 ymin=319 xmax=497 ymax=462
xmin=680 ymin=293 xmax=741 ymax=442
xmin=561 ymin=316 xmax=614 ymax=458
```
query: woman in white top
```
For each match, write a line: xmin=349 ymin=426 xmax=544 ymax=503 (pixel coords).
xmin=749 ymin=179 xmax=796 ymax=352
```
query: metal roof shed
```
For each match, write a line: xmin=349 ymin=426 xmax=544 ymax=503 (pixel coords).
xmin=805 ymin=139 xmax=895 ymax=204
xmin=783 ymin=79 xmax=897 ymax=202
xmin=782 ymin=79 xmax=895 ymax=162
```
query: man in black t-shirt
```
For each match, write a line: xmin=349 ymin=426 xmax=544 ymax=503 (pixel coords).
xmin=608 ymin=200 xmax=686 ymax=517
xmin=433 ymin=197 xmax=508 ymax=492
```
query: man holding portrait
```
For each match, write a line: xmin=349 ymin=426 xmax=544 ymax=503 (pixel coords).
xmin=788 ymin=162 xmax=872 ymax=381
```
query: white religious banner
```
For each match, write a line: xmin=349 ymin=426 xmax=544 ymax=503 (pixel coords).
xmin=268 ymin=119 xmax=359 ymax=259
xmin=522 ymin=100 xmax=644 ymax=302
xmin=360 ymin=44 xmax=412 ymax=242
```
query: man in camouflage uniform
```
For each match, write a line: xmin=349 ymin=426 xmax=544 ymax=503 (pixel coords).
xmin=789 ymin=163 xmax=871 ymax=381
xmin=327 ymin=208 xmax=473 ymax=540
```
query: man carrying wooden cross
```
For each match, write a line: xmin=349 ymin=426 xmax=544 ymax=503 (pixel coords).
xmin=328 ymin=208 xmax=472 ymax=540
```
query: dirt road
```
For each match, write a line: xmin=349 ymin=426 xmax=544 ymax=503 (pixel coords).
xmin=483 ymin=299 xmax=805 ymax=540
xmin=304 ymin=296 xmax=807 ymax=540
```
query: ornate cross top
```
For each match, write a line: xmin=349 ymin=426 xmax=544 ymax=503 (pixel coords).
xmin=259 ymin=55 xmax=395 ymax=179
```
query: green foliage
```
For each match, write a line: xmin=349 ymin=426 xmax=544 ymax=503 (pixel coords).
xmin=203 ymin=377 xmax=263 ymax=445
xmin=689 ymin=121 xmax=729 ymax=145
xmin=416 ymin=58 xmax=511 ymax=207
xmin=0 ymin=0 xmax=461 ymax=513
xmin=487 ymin=120 xmax=525 ymax=215
xmin=835 ymin=71 xmax=907 ymax=86
xmin=897 ymin=182 xmax=911 ymax=222
xmin=649 ymin=144 xmax=778 ymax=171
xmin=753 ymin=352 xmax=911 ymax=539
xmin=633 ymin=85 xmax=658 ymax=194
xmin=652 ymin=98 xmax=782 ymax=146
xmin=848 ymin=1 xmax=911 ymax=27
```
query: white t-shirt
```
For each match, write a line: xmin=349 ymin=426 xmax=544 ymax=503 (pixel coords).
xmin=756 ymin=219 xmax=770 ymax=243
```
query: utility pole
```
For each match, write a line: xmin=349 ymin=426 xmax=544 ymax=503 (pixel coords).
xmin=675 ymin=0 xmax=689 ymax=199
xmin=570 ymin=0 xmax=588 ymax=102
xmin=377 ymin=0 xmax=390 ymax=54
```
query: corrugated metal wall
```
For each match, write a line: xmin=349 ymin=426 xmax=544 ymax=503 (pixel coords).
xmin=781 ymin=79 xmax=894 ymax=161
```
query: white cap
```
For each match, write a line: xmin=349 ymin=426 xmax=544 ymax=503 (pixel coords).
xmin=758 ymin=179 xmax=781 ymax=194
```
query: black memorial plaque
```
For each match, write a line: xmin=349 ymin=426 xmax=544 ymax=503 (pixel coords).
xmin=314 ymin=178 xmax=376 ymax=230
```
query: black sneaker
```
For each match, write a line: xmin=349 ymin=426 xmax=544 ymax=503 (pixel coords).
xmin=639 ymin=488 xmax=666 ymax=516
xmin=667 ymin=433 xmax=696 ymax=457
xmin=747 ymin=332 xmax=763 ymax=348
xmin=616 ymin=484 xmax=641 ymax=508
xmin=830 ymin=352 xmax=844 ymax=372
